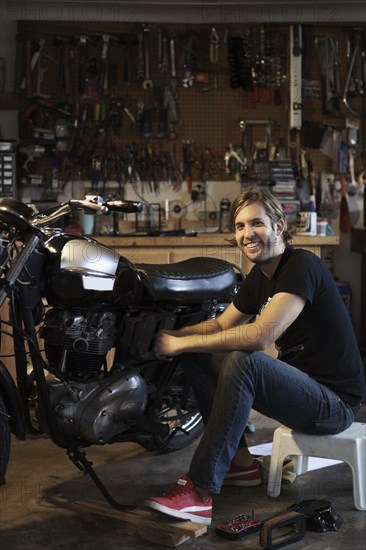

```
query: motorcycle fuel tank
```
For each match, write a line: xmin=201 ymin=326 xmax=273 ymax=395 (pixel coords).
xmin=44 ymin=234 xmax=143 ymax=308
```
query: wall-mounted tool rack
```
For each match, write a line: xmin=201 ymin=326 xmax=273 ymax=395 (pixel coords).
xmin=11 ymin=20 xmax=365 ymax=196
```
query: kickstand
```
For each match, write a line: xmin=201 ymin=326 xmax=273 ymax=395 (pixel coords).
xmin=67 ymin=447 xmax=135 ymax=511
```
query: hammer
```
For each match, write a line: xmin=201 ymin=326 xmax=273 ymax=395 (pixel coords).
xmin=94 ymin=33 xmax=119 ymax=95
xmin=17 ymin=35 xmax=45 ymax=98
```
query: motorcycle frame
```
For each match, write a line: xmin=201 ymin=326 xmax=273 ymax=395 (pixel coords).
xmin=0 ymin=229 xmax=202 ymax=511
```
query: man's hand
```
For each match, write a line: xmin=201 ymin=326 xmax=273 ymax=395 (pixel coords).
xmin=154 ymin=330 xmax=185 ymax=357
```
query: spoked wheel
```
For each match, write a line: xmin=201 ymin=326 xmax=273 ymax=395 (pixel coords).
xmin=137 ymin=372 xmax=204 ymax=453
xmin=0 ymin=391 xmax=11 ymax=485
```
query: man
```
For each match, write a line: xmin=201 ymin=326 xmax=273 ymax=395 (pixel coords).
xmin=144 ymin=188 xmax=365 ymax=525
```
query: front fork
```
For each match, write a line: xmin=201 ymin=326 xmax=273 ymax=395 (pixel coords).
xmin=10 ymin=293 xmax=69 ymax=448
xmin=10 ymin=300 xmax=39 ymax=436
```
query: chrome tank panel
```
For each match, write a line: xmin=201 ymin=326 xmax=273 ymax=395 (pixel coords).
xmin=60 ymin=238 xmax=119 ymax=276
xmin=44 ymin=234 xmax=142 ymax=308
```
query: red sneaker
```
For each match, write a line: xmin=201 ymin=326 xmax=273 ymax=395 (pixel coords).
xmin=222 ymin=458 xmax=262 ymax=487
xmin=144 ymin=475 xmax=212 ymax=525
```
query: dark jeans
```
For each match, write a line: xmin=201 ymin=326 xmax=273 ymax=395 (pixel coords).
xmin=182 ymin=351 xmax=356 ymax=494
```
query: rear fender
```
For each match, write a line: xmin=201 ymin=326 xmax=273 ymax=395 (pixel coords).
xmin=0 ymin=361 xmax=26 ymax=439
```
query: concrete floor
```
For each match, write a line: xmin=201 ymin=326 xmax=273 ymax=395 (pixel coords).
xmin=1 ymin=408 xmax=365 ymax=550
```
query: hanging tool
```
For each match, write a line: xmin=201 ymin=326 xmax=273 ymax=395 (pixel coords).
xmin=315 ymin=35 xmax=341 ymax=117
xmin=161 ymin=34 xmax=169 ymax=74
xmin=35 ymin=52 xmax=57 ymax=97
xmin=348 ymin=148 xmax=358 ymax=195
xmin=289 ymin=25 xmax=302 ymax=130
xmin=139 ymin=104 xmax=152 ymax=137
xmin=157 ymin=28 xmax=168 ymax=75
xmin=209 ymin=28 xmax=219 ymax=64
xmin=74 ymin=35 xmax=90 ymax=95
xmin=182 ymin=141 xmax=193 ymax=193
xmin=224 ymin=144 xmax=246 ymax=176
xmin=95 ymin=33 xmax=119 ymax=95
xmin=142 ymin=25 xmax=153 ymax=89
xmin=83 ymin=57 xmax=101 ymax=101
xmin=340 ymin=175 xmax=351 ymax=233
xmin=137 ymin=32 xmax=145 ymax=82
xmin=181 ymin=33 xmax=199 ymax=88
xmin=289 ymin=25 xmax=302 ymax=165
xmin=19 ymin=38 xmax=46 ymax=96
xmin=157 ymin=103 xmax=168 ymax=138
xmin=35 ymin=49 xmax=53 ymax=96
xmin=343 ymin=29 xmax=366 ymax=118
xmin=170 ymin=36 xmax=177 ymax=83
xmin=55 ymin=36 xmax=73 ymax=98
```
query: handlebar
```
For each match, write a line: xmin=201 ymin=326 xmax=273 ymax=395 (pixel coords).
xmin=31 ymin=196 xmax=142 ymax=228
xmin=70 ymin=196 xmax=143 ymax=215
xmin=104 ymin=200 xmax=143 ymax=214
xmin=0 ymin=196 xmax=143 ymax=233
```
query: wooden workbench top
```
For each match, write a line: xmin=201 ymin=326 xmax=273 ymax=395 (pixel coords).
xmin=95 ymin=234 xmax=339 ymax=248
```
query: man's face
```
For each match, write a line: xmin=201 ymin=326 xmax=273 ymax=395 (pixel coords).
xmin=234 ymin=202 xmax=284 ymax=264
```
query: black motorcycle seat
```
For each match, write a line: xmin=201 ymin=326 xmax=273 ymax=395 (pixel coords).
xmin=136 ymin=257 xmax=236 ymax=303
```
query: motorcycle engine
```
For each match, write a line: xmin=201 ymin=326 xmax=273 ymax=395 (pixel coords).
xmin=41 ymin=308 xmax=148 ymax=443
xmin=46 ymin=367 xmax=148 ymax=443
xmin=41 ymin=308 xmax=116 ymax=380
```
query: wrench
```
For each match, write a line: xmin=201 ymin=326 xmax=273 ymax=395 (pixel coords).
xmin=97 ymin=33 xmax=119 ymax=95
xmin=170 ymin=38 xmax=177 ymax=81
xmin=142 ymin=29 xmax=153 ymax=89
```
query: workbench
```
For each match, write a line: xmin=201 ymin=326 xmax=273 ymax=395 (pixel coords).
xmin=96 ymin=234 xmax=339 ymax=275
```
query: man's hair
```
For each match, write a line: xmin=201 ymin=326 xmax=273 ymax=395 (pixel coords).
xmin=229 ymin=187 xmax=293 ymax=245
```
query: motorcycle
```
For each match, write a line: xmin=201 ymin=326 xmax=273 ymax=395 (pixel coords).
xmin=0 ymin=195 xmax=237 ymax=509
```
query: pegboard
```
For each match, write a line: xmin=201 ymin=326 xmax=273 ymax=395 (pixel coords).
xmin=15 ymin=20 xmax=365 ymax=192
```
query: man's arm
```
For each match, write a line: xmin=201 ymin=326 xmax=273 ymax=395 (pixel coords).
xmin=175 ymin=302 xmax=253 ymax=336
xmin=154 ymin=292 xmax=306 ymax=356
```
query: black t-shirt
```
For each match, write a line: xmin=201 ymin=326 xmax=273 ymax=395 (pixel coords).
xmin=233 ymin=246 xmax=365 ymax=406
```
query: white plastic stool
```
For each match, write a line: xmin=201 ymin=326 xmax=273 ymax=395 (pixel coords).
xmin=267 ymin=422 xmax=366 ymax=511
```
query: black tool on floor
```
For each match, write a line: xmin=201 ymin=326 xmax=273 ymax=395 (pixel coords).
xmin=259 ymin=511 xmax=306 ymax=549
xmin=288 ymin=499 xmax=342 ymax=532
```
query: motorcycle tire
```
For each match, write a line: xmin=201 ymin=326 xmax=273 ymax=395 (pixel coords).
xmin=158 ymin=407 xmax=204 ymax=453
xmin=0 ymin=391 xmax=11 ymax=485
xmin=138 ymin=371 xmax=204 ymax=453
xmin=140 ymin=407 xmax=204 ymax=454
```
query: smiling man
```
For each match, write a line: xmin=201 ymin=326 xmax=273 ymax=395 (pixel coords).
xmin=144 ymin=188 xmax=365 ymax=525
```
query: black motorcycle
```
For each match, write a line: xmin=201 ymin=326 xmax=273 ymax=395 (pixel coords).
xmin=0 ymin=195 xmax=236 ymax=509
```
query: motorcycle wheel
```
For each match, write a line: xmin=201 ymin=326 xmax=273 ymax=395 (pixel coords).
xmin=138 ymin=371 xmax=204 ymax=453
xmin=0 ymin=391 xmax=11 ymax=485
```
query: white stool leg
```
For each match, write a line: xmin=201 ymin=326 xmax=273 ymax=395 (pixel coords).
xmin=352 ymin=438 xmax=366 ymax=511
xmin=268 ymin=450 xmax=290 ymax=497
xmin=294 ymin=455 xmax=309 ymax=475
xmin=267 ymin=427 xmax=299 ymax=498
